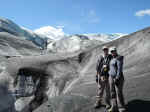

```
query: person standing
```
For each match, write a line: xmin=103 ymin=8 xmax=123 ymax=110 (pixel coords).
xmin=95 ymin=46 xmax=112 ymax=109
xmin=108 ymin=47 xmax=126 ymax=112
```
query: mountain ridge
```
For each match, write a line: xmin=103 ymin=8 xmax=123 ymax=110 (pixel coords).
xmin=0 ymin=17 xmax=127 ymax=53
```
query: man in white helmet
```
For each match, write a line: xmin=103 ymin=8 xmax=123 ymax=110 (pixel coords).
xmin=108 ymin=47 xmax=126 ymax=112
xmin=95 ymin=46 xmax=112 ymax=109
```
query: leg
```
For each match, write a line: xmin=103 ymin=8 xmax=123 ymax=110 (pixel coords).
xmin=105 ymin=79 xmax=111 ymax=109
xmin=95 ymin=79 xmax=105 ymax=108
xmin=109 ymin=76 xmax=118 ymax=111
xmin=97 ymin=80 xmax=105 ymax=100
xmin=115 ymin=77 xmax=126 ymax=112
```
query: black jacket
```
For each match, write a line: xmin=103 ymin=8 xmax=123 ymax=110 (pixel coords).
xmin=96 ymin=54 xmax=112 ymax=76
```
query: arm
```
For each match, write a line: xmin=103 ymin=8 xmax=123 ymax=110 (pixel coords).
xmin=96 ymin=59 xmax=100 ymax=75
xmin=96 ymin=56 xmax=103 ymax=75
xmin=96 ymin=56 xmax=103 ymax=83
xmin=116 ymin=56 xmax=124 ymax=79
xmin=96 ymin=58 xmax=100 ymax=83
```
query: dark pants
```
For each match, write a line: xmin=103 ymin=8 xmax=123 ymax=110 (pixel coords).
xmin=97 ymin=76 xmax=111 ymax=106
xmin=109 ymin=76 xmax=125 ymax=111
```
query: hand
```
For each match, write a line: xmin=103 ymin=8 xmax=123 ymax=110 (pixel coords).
xmin=114 ymin=78 xmax=120 ymax=85
xmin=100 ymin=76 xmax=105 ymax=82
xmin=98 ymin=83 xmax=101 ymax=89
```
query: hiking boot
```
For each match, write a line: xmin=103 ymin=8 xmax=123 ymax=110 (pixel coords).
xmin=107 ymin=106 xmax=118 ymax=112
xmin=108 ymin=107 xmax=113 ymax=112
xmin=94 ymin=100 xmax=102 ymax=109
xmin=118 ymin=107 xmax=126 ymax=112
xmin=106 ymin=104 xmax=111 ymax=110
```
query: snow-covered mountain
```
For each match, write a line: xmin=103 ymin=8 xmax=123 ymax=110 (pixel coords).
xmin=47 ymin=33 xmax=127 ymax=53
xmin=0 ymin=17 xmax=49 ymax=49
xmin=33 ymin=26 xmax=127 ymax=53
xmin=0 ymin=17 xmax=127 ymax=53
xmin=34 ymin=26 xmax=126 ymax=42
xmin=34 ymin=26 xmax=65 ymax=40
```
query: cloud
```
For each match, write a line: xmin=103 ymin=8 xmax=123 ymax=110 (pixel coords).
xmin=82 ymin=9 xmax=100 ymax=24
xmin=89 ymin=10 xmax=96 ymax=17
xmin=89 ymin=17 xmax=100 ymax=23
xmin=135 ymin=9 xmax=150 ymax=17
xmin=56 ymin=26 xmax=65 ymax=29
xmin=54 ymin=9 xmax=100 ymax=34
xmin=87 ymin=10 xmax=100 ymax=23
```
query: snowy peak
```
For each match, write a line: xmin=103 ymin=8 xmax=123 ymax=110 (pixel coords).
xmin=34 ymin=26 xmax=65 ymax=40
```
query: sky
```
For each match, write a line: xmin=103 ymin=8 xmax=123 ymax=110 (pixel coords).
xmin=0 ymin=0 xmax=150 ymax=34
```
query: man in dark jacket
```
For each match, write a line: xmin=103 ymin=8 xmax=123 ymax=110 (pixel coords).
xmin=95 ymin=46 xmax=112 ymax=109
xmin=108 ymin=47 xmax=126 ymax=112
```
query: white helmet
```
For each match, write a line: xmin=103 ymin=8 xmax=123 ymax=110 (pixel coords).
xmin=102 ymin=46 xmax=108 ymax=50
xmin=110 ymin=46 xmax=117 ymax=52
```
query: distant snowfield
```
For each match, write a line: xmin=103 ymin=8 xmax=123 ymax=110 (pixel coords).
xmin=84 ymin=33 xmax=127 ymax=41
